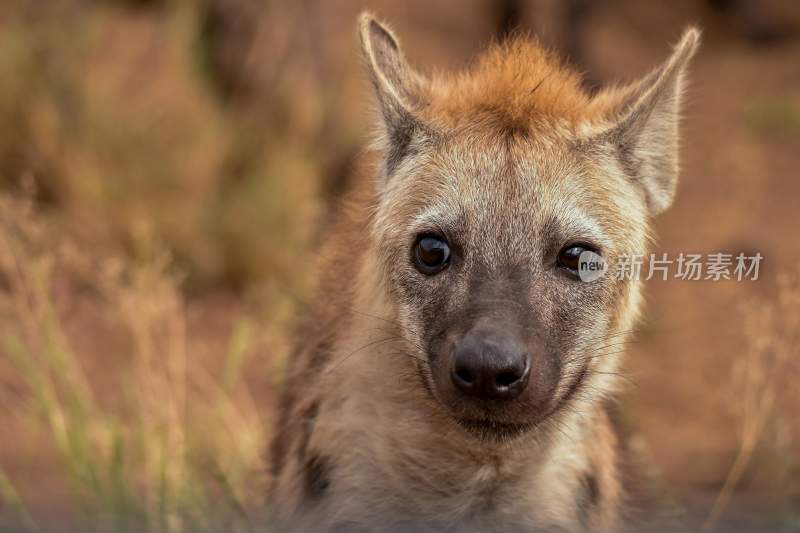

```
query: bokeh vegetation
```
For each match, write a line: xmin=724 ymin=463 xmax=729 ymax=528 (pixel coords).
xmin=0 ymin=0 xmax=799 ymax=531
xmin=0 ymin=0 xmax=362 ymax=291
xmin=0 ymin=194 xmax=264 ymax=531
xmin=0 ymin=1 xmax=349 ymax=529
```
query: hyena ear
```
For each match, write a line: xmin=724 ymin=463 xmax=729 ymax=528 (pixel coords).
xmin=593 ymin=27 xmax=701 ymax=215
xmin=358 ymin=13 xmax=429 ymax=179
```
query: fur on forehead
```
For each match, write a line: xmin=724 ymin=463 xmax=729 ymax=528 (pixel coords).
xmin=423 ymin=38 xmax=597 ymax=133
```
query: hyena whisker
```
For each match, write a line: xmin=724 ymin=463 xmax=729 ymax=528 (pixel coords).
xmin=556 ymin=367 xmax=634 ymax=396
xmin=539 ymin=414 xmax=577 ymax=444
xmin=384 ymin=349 xmax=432 ymax=368
xmin=560 ymin=364 xmax=625 ymax=380
xmin=346 ymin=307 xmax=410 ymax=331
xmin=367 ymin=330 xmax=434 ymax=367
xmin=577 ymin=329 xmax=639 ymax=346
xmin=586 ymin=369 xmax=639 ymax=388
xmin=562 ymin=346 xmax=631 ymax=369
xmin=328 ymin=336 xmax=416 ymax=373
xmin=563 ymin=342 xmax=636 ymax=366
xmin=366 ymin=326 xmax=426 ymax=353
xmin=574 ymin=334 xmax=637 ymax=352
xmin=574 ymin=349 xmax=630 ymax=366
xmin=581 ymin=343 xmax=634 ymax=359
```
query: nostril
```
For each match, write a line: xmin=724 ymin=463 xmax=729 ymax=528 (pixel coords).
xmin=495 ymin=371 xmax=521 ymax=388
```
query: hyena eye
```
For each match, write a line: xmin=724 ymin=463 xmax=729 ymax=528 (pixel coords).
xmin=413 ymin=234 xmax=451 ymax=275
xmin=557 ymin=244 xmax=594 ymax=274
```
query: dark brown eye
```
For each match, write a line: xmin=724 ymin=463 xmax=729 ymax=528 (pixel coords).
xmin=413 ymin=234 xmax=451 ymax=275
xmin=557 ymin=244 xmax=589 ymax=273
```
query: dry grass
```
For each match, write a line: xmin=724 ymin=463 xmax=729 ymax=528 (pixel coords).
xmin=0 ymin=2 xmax=343 ymax=529
xmin=704 ymin=275 xmax=800 ymax=531
xmin=0 ymin=192 xmax=267 ymax=532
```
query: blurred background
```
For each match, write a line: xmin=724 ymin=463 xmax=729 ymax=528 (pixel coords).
xmin=0 ymin=0 xmax=798 ymax=531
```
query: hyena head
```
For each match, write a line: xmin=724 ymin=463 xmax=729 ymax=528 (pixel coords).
xmin=359 ymin=14 xmax=698 ymax=439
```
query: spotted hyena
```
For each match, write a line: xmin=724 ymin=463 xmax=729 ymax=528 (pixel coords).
xmin=269 ymin=13 xmax=699 ymax=533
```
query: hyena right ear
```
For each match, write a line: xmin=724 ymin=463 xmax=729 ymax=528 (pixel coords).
xmin=591 ymin=28 xmax=700 ymax=216
xmin=359 ymin=13 xmax=429 ymax=179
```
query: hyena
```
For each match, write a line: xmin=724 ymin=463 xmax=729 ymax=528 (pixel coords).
xmin=270 ymin=13 xmax=699 ymax=533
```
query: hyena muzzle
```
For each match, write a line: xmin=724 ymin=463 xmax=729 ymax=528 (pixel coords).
xmin=269 ymin=13 xmax=699 ymax=533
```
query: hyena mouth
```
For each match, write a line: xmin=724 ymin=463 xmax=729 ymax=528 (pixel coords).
xmin=454 ymin=418 xmax=534 ymax=441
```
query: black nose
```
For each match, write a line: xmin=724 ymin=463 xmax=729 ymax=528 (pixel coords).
xmin=450 ymin=331 xmax=530 ymax=400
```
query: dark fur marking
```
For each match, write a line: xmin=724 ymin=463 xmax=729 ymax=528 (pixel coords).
xmin=269 ymin=411 xmax=290 ymax=478
xmin=296 ymin=401 xmax=320 ymax=463
xmin=383 ymin=119 xmax=417 ymax=176
xmin=602 ymin=397 xmax=625 ymax=443
xmin=270 ymin=398 xmax=319 ymax=479
xmin=585 ymin=472 xmax=600 ymax=505
xmin=383 ymin=121 xmax=440 ymax=178
xmin=578 ymin=469 xmax=601 ymax=527
xmin=270 ymin=327 xmax=327 ymax=478
xmin=304 ymin=453 xmax=331 ymax=499
xmin=308 ymin=335 xmax=334 ymax=371
xmin=269 ymin=386 xmax=298 ymax=477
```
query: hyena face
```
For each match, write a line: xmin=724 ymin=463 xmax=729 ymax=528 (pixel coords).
xmin=360 ymin=16 xmax=698 ymax=439
xmin=374 ymin=135 xmax=647 ymax=437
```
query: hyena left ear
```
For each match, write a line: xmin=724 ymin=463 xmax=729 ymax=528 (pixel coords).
xmin=359 ymin=13 xmax=429 ymax=180
xmin=593 ymin=27 xmax=701 ymax=215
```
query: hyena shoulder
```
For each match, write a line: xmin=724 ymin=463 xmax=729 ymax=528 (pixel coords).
xmin=269 ymin=185 xmax=375 ymax=483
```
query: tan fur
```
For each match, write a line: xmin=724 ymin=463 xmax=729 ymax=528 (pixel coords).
xmin=269 ymin=14 xmax=699 ymax=533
